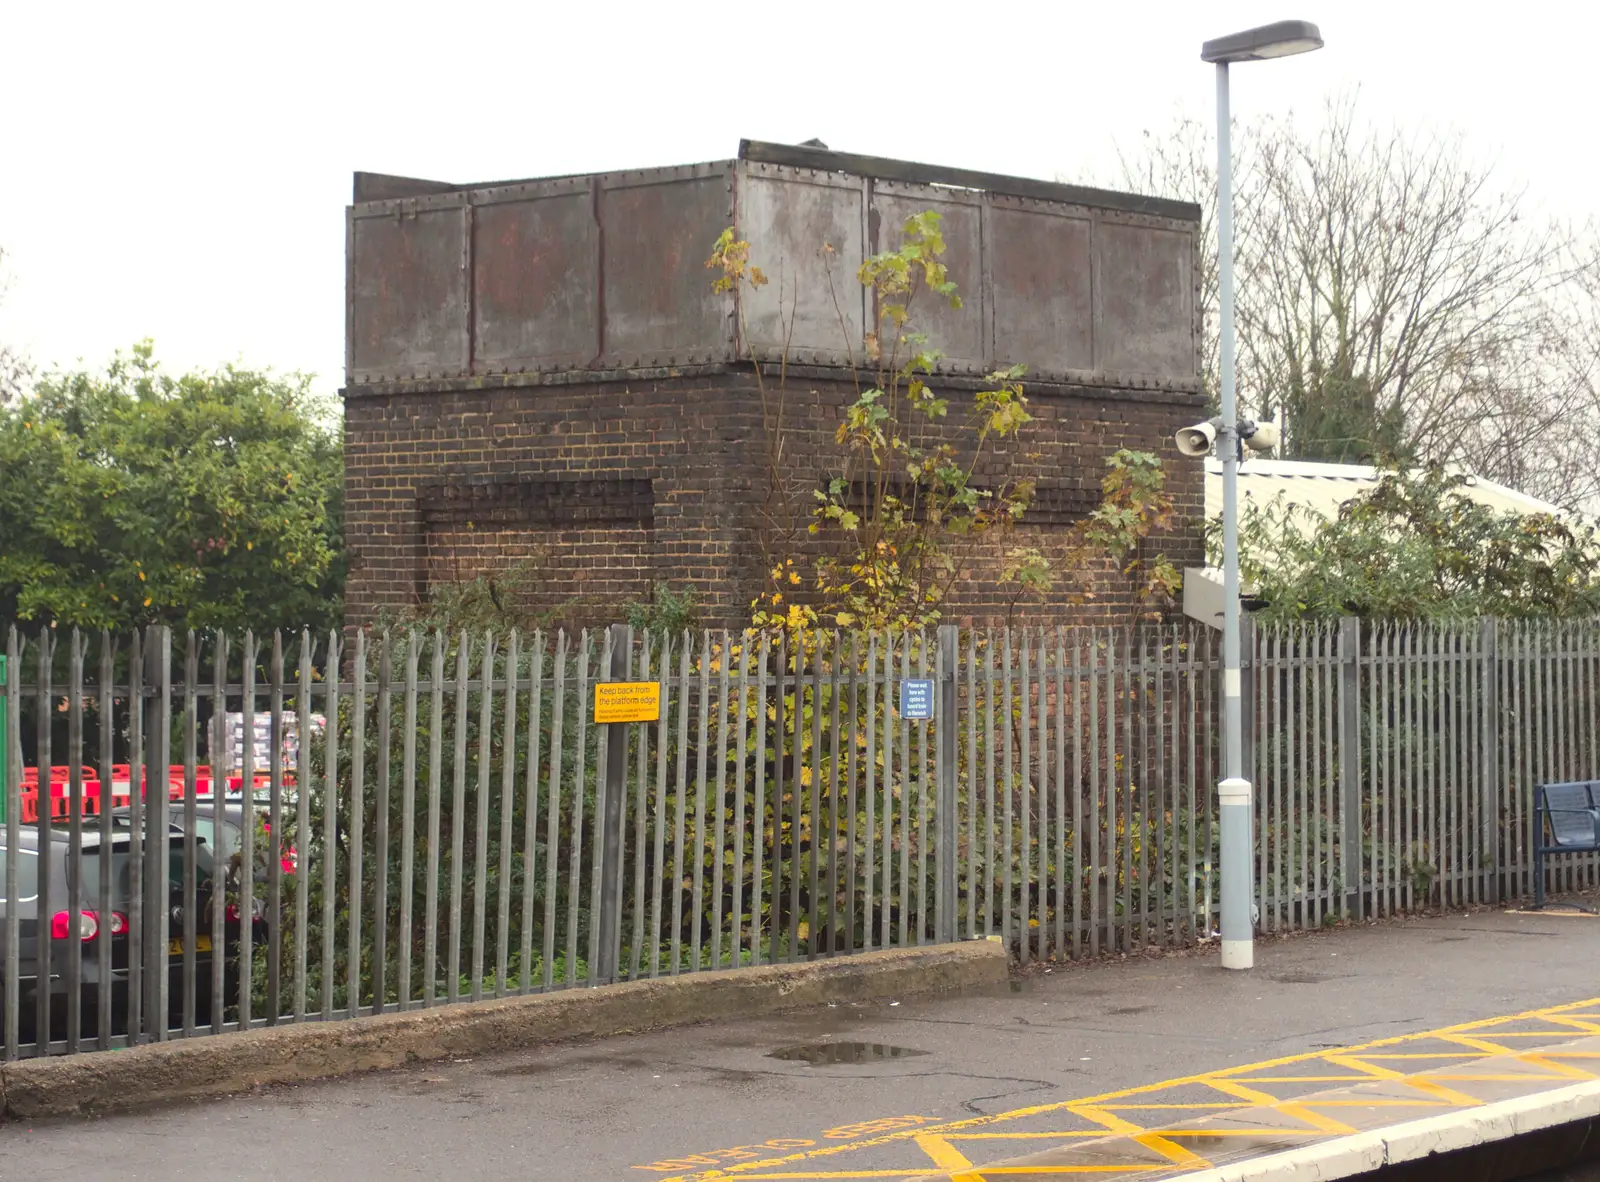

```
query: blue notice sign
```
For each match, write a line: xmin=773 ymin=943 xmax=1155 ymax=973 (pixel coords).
xmin=899 ymin=678 xmax=935 ymax=721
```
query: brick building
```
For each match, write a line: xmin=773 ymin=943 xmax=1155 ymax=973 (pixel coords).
xmin=341 ymin=141 xmax=1207 ymax=630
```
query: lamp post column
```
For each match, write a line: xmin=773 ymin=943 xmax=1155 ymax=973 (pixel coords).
xmin=1215 ymin=58 xmax=1253 ymax=972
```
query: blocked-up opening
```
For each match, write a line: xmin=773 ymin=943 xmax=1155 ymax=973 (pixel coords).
xmin=417 ymin=477 xmax=655 ymax=529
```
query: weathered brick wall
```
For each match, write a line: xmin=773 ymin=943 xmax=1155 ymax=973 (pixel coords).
xmin=341 ymin=366 xmax=1205 ymax=631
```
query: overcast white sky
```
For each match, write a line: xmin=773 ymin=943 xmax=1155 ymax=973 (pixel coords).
xmin=1 ymin=1 xmax=1593 ymax=398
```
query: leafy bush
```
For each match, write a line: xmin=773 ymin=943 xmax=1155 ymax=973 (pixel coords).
xmin=1228 ymin=465 xmax=1600 ymax=620
xmin=0 ymin=342 xmax=343 ymax=634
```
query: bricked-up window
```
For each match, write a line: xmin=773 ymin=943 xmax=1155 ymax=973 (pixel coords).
xmin=832 ymin=480 xmax=1095 ymax=527
xmin=417 ymin=477 xmax=655 ymax=529
xmin=1024 ymin=484 xmax=1100 ymax=526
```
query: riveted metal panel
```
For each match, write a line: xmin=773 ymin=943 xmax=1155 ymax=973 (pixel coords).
xmin=1094 ymin=219 xmax=1194 ymax=379
xmin=598 ymin=168 xmax=733 ymax=369
xmin=471 ymin=186 xmax=598 ymax=374
xmin=871 ymin=183 xmax=986 ymax=375
xmin=350 ymin=201 xmax=468 ymax=383
xmin=989 ymin=201 xmax=1095 ymax=377
xmin=342 ymin=149 xmax=1199 ymax=391
xmin=736 ymin=163 xmax=865 ymax=366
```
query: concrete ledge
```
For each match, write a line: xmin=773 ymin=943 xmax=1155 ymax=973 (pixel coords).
xmin=1172 ymin=1079 xmax=1600 ymax=1182
xmin=1 ymin=940 xmax=1007 ymax=1120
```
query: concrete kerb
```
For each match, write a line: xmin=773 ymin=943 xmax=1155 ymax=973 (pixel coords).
xmin=1 ymin=939 xmax=1008 ymax=1121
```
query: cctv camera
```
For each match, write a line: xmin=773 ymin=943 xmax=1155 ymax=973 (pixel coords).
xmin=1241 ymin=420 xmax=1279 ymax=452
xmin=1174 ymin=419 xmax=1219 ymax=458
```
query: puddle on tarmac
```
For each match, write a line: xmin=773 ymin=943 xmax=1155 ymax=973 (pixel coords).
xmin=1162 ymin=1133 xmax=1301 ymax=1160
xmin=486 ymin=1060 xmax=560 ymax=1077
xmin=766 ymin=1041 xmax=929 ymax=1065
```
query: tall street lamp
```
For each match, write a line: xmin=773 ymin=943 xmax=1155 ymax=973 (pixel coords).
xmin=1201 ymin=19 xmax=1323 ymax=972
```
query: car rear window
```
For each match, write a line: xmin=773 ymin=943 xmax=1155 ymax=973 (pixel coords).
xmin=0 ymin=849 xmax=40 ymax=902
xmin=111 ymin=814 xmax=242 ymax=864
xmin=76 ymin=840 xmax=215 ymax=903
xmin=192 ymin=817 xmax=242 ymax=864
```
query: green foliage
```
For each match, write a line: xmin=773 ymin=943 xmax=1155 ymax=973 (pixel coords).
xmin=999 ymin=547 xmax=1054 ymax=605
xmin=389 ymin=559 xmax=561 ymax=636
xmin=813 ymin=215 xmax=1035 ymax=631
xmin=1230 ymin=465 xmax=1600 ymax=620
xmin=0 ymin=341 xmax=343 ymax=634
xmin=625 ymin=583 xmax=701 ymax=637
xmin=1073 ymin=449 xmax=1181 ymax=618
xmin=1284 ymin=369 xmax=1408 ymax=465
xmin=714 ymin=212 xmax=1039 ymax=633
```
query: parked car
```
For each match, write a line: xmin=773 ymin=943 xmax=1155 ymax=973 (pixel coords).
xmin=0 ymin=826 xmax=225 ymax=1042
xmin=109 ymin=803 xmax=295 ymax=883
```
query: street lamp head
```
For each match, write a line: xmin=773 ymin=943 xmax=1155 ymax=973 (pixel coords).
xmin=1201 ymin=19 xmax=1323 ymax=64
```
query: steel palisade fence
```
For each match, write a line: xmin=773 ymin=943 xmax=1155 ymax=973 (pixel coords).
xmin=1 ymin=618 xmax=1597 ymax=1059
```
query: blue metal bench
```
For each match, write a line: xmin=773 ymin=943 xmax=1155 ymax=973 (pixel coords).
xmin=1534 ymin=781 xmax=1600 ymax=909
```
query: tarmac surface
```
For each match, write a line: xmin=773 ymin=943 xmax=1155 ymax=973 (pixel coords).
xmin=4 ymin=903 xmax=1599 ymax=1180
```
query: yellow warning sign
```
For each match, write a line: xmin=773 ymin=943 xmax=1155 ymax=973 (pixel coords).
xmin=593 ymin=681 xmax=661 ymax=724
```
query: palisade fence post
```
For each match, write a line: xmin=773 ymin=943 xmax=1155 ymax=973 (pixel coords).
xmin=936 ymin=625 xmax=959 ymax=945
xmin=1240 ymin=616 xmax=1256 ymax=787
xmin=148 ymin=627 xmax=173 ymax=1039
xmin=1339 ymin=617 xmax=1362 ymax=920
xmin=0 ymin=651 xmax=6 ymax=829
xmin=1237 ymin=615 xmax=1257 ymax=933
xmin=596 ymin=623 xmax=632 ymax=982
xmin=4 ymin=633 xmax=18 ymax=1060
xmin=1480 ymin=617 xmax=1500 ymax=904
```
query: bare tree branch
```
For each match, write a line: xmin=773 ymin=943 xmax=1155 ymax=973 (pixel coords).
xmin=0 ymin=248 xmax=31 ymax=405
xmin=1101 ymin=92 xmax=1599 ymax=510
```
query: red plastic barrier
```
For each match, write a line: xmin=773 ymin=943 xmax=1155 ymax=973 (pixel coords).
xmin=19 ymin=763 xmax=286 ymax=822
xmin=44 ymin=778 xmax=102 ymax=800
xmin=18 ymin=785 xmax=104 ymax=824
xmin=23 ymin=766 xmax=95 ymax=786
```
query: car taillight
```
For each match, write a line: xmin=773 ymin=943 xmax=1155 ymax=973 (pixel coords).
xmin=109 ymin=911 xmax=129 ymax=935
xmin=226 ymin=899 xmax=267 ymax=922
xmin=50 ymin=910 xmax=99 ymax=941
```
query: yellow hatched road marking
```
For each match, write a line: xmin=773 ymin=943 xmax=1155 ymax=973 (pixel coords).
xmin=1540 ymin=1014 xmax=1600 ymax=1034
xmin=1309 ymin=1099 xmax=1454 ymax=1108
xmin=650 ymin=996 xmax=1600 ymax=1181
xmin=1425 ymin=1072 xmax=1589 ymax=1081
xmin=1136 ymin=1130 xmax=1318 ymax=1138
xmin=1067 ymin=1106 xmax=1209 ymax=1170
xmin=1436 ymin=1030 xmax=1600 ymax=1038
xmin=726 ymin=1172 xmax=1165 ymax=1180
xmin=943 ymin=1134 xmax=1116 ymax=1141
xmin=1081 ymin=1104 xmax=1251 ymax=1112
xmin=965 ymin=1171 xmax=1165 ymax=1176
xmin=913 ymin=1136 xmax=984 ymax=1182
xmin=729 ymin=1172 xmax=940 ymax=1179
xmin=1512 ymin=1056 xmax=1597 ymax=1079
xmin=1225 ymin=1074 xmax=1378 ymax=1083
xmin=1201 ymin=1079 xmax=1356 ymax=1136
xmin=1320 ymin=1054 xmax=1485 ymax=1107
xmin=1440 ymin=1034 xmax=1524 ymax=1056
xmin=1196 ymin=1080 xmax=1278 ymax=1106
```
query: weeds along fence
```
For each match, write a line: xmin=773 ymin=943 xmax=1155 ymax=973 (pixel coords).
xmin=0 ymin=617 xmax=1597 ymax=1060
